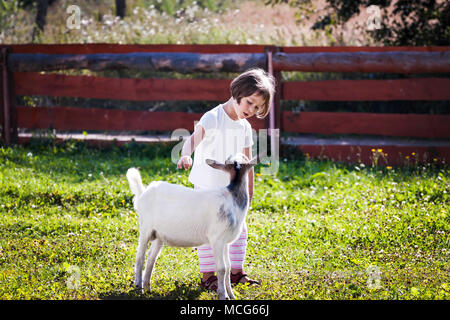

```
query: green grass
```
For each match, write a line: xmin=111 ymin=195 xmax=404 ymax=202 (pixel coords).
xmin=0 ymin=140 xmax=449 ymax=300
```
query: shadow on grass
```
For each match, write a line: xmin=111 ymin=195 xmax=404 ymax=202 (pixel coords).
xmin=100 ymin=283 xmax=205 ymax=300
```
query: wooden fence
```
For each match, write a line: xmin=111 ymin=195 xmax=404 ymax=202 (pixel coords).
xmin=1 ymin=44 xmax=450 ymax=166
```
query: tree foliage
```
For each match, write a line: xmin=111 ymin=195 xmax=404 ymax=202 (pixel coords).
xmin=266 ymin=0 xmax=450 ymax=45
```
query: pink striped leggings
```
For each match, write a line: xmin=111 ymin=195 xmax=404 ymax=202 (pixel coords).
xmin=197 ymin=224 xmax=247 ymax=273
xmin=195 ymin=185 xmax=248 ymax=273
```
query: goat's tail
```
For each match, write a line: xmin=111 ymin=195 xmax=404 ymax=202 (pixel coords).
xmin=126 ymin=168 xmax=144 ymax=199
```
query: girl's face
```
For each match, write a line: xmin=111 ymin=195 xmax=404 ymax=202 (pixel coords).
xmin=234 ymin=92 xmax=265 ymax=120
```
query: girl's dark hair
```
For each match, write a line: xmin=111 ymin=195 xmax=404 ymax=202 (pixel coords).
xmin=230 ymin=68 xmax=275 ymax=119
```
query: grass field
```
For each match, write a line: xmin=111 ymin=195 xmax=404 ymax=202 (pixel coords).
xmin=0 ymin=140 xmax=449 ymax=300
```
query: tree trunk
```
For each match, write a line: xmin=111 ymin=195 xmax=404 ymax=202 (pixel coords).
xmin=115 ymin=0 xmax=126 ymax=18
xmin=32 ymin=0 xmax=50 ymax=41
xmin=35 ymin=0 xmax=49 ymax=30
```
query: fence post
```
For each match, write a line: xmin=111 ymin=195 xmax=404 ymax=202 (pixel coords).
xmin=1 ymin=47 xmax=17 ymax=145
xmin=264 ymin=46 xmax=282 ymax=163
xmin=264 ymin=46 xmax=282 ymax=132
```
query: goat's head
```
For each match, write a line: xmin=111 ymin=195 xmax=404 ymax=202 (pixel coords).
xmin=205 ymin=153 xmax=258 ymax=183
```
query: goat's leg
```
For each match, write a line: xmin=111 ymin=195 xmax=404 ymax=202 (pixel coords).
xmin=143 ymin=238 xmax=163 ymax=292
xmin=211 ymin=241 xmax=229 ymax=300
xmin=223 ymin=244 xmax=235 ymax=299
xmin=134 ymin=233 xmax=149 ymax=290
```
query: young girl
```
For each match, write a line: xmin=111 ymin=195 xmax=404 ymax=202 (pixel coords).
xmin=176 ymin=68 xmax=275 ymax=291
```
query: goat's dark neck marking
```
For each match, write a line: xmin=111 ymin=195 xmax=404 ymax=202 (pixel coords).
xmin=227 ymin=166 xmax=248 ymax=210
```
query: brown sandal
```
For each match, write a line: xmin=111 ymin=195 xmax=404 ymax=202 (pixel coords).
xmin=200 ymin=275 xmax=218 ymax=291
xmin=230 ymin=271 xmax=260 ymax=286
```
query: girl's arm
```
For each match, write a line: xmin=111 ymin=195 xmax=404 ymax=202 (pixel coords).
xmin=177 ymin=125 xmax=205 ymax=170
xmin=244 ymin=146 xmax=254 ymax=205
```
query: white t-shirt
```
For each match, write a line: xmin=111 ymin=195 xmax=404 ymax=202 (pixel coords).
xmin=189 ymin=104 xmax=254 ymax=188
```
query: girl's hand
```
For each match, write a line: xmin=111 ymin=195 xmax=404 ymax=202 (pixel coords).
xmin=177 ymin=155 xmax=192 ymax=170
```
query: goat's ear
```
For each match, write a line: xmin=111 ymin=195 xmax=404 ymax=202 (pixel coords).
xmin=206 ymin=159 xmax=235 ymax=174
xmin=248 ymin=154 xmax=261 ymax=166
xmin=239 ymin=156 xmax=258 ymax=171
xmin=206 ymin=159 xmax=225 ymax=170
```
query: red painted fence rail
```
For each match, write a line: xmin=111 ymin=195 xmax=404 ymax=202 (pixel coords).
xmin=14 ymin=72 xmax=232 ymax=102
xmin=1 ymin=44 xmax=450 ymax=166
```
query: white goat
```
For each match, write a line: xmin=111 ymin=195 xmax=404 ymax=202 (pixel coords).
xmin=126 ymin=153 xmax=257 ymax=300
